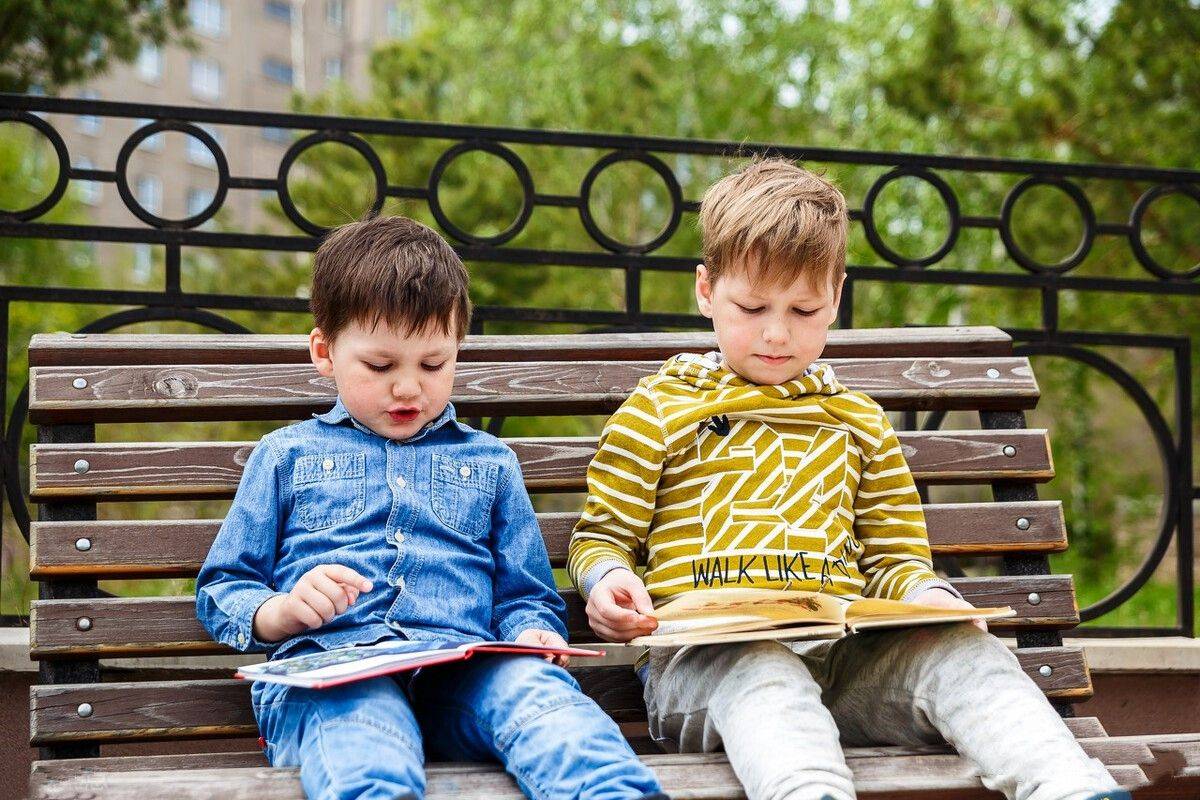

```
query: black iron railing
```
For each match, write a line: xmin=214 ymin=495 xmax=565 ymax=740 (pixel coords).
xmin=0 ymin=92 xmax=1195 ymax=636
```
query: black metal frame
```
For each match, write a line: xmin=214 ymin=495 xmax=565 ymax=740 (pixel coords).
xmin=0 ymin=92 xmax=1195 ymax=637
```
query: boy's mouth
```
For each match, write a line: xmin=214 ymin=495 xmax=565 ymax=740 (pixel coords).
xmin=388 ymin=407 xmax=420 ymax=423
xmin=755 ymin=354 xmax=792 ymax=365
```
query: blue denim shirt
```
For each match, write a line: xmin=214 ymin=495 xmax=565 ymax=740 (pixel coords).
xmin=195 ymin=397 xmax=567 ymax=661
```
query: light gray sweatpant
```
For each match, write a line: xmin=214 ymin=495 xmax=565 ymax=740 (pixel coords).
xmin=642 ymin=623 xmax=1120 ymax=800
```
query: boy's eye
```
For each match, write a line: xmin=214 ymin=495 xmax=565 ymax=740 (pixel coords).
xmin=421 ymin=362 xmax=446 ymax=372
xmin=735 ymin=303 xmax=765 ymax=315
xmin=793 ymin=308 xmax=819 ymax=317
xmin=365 ymin=362 xmax=391 ymax=372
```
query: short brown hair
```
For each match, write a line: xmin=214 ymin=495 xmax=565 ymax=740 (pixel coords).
xmin=700 ymin=157 xmax=848 ymax=291
xmin=310 ymin=216 xmax=471 ymax=342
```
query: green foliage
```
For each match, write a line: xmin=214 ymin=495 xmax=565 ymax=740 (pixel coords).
xmin=0 ymin=0 xmax=190 ymax=93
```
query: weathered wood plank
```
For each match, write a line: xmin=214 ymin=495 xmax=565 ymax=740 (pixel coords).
xmin=29 ymin=356 xmax=1039 ymax=424
xmin=26 ymin=647 xmax=1093 ymax=745
xmin=29 ymin=501 xmax=1067 ymax=579
xmin=28 ymin=575 xmax=1080 ymax=659
xmin=25 ymin=752 xmax=1147 ymax=800
xmin=28 ymin=327 xmax=1014 ymax=368
xmin=29 ymin=429 xmax=1054 ymax=501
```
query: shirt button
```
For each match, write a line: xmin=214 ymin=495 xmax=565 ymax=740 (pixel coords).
xmin=322 ymin=458 xmax=334 ymax=471
xmin=394 ymin=532 xmax=405 ymax=544
xmin=459 ymin=466 xmax=471 ymax=478
xmin=395 ymin=475 xmax=406 ymax=489
xmin=237 ymin=632 xmax=247 ymax=645
xmin=396 ymin=576 xmax=406 ymax=592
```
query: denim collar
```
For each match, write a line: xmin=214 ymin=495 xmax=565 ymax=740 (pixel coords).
xmin=313 ymin=395 xmax=464 ymax=443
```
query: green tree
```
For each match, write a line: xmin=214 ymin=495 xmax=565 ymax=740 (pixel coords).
xmin=0 ymin=0 xmax=189 ymax=92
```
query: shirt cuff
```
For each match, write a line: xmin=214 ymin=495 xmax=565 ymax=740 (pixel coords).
xmin=578 ymin=560 xmax=637 ymax=600
xmin=496 ymin=613 xmax=563 ymax=644
xmin=236 ymin=589 xmax=290 ymax=652
xmin=901 ymin=577 xmax=963 ymax=603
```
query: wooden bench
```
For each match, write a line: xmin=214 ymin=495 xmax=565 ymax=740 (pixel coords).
xmin=24 ymin=325 xmax=1200 ymax=799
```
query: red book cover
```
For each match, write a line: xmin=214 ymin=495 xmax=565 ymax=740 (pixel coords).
xmin=237 ymin=639 xmax=604 ymax=689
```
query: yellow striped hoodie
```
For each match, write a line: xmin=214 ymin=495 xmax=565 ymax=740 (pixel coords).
xmin=568 ymin=352 xmax=960 ymax=606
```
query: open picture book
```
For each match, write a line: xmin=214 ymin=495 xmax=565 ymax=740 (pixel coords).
xmin=237 ymin=639 xmax=604 ymax=689
xmin=630 ymin=588 xmax=1016 ymax=647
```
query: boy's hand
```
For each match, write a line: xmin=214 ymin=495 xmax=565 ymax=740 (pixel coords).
xmin=514 ymin=628 xmax=572 ymax=667
xmin=252 ymin=565 xmax=373 ymax=643
xmin=586 ymin=568 xmax=658 ymax=642
xmin=909 ymin=587 xmax=988 ymax=632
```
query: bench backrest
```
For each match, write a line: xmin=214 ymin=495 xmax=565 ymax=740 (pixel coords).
xmin=27 ymin=326 xmax=1086 ymax=758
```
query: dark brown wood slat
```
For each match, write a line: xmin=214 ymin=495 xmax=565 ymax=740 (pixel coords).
xmin=26 ymin=716 xmax=1115 ymax=772
xmin=28 ymin=327 xmax=1014 ymax=367
xmin=28 ymin=575 xmax=1079 ymax=660
xmin=28 ymin=646 xmax=1091 ymax=745
xmin=29 ymin=356 xmax=1039 ymax=424
xmin=30 ymin=501 xmax=1067 ymax=579
xmin=29 ymin=429 xmax=1054 ymax=501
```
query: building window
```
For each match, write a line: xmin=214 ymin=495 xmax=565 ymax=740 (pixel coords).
xmin=262 ymin=127 xmax=292 ymax=144
xmin=326 ymin=0 xmax=344 ymax=29
xmin=137 ymin=44 xmax=163 ymax=82
xmin=324 ymin=57 xmax=343 ymax=81
xmin=77 ymin=90 xmax=101 ymax=135
xmin=133 ymin=244 xmax=154 ymax=282
xmin=190 ymin=57 xmax=223 ymax=100
xmin=186 ymin=187 xmax=215 ymax=217
xmin=135 ymin=118 xmax=164 ymax=151
xmin=190 ymin=0 xmax=226 ymax=36
xmin=386 ymin=2 xmax=414 ymax=38
xmin=187 ymin=124 xmax=223 ymax=167
xmin=263 ymin=57 xmax=294 ymax=86
xmin=135 ymin=175 xmax=163 ymax=215
xmin=75 ymin=157 xmax=102 ymax=205
xmin=265 ymin=0 xmax=292 ymax=21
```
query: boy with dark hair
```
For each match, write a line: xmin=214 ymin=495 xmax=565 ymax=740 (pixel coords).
xmin=198 ymin=215 xmax=665 ymax=800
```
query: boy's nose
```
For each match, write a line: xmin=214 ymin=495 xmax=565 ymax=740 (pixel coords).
xmin=762 ymin=320 xmax=789 ymax=345
xmin=392 ymin=379 xmax=420 ymax=399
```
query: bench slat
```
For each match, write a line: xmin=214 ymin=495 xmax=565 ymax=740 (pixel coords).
xmin=29 ymin=501 xmax=1067 ymax=578
xmin=25 ymin=717 xmax=1117 ymax=771
xmin=28 ymin=327 xmax=1015 ymax=367
xmin=28 ymin=645 xmax=1093 ymax=745
xmin=25 ymin=746 xmax=1151 ymax=800
xmin=29 ymin=356 xmax=1039 ymax=424
xmin=29 ymin=430 xmax=1054 ymax=501
xmin=28 ymin=575 xmax=1080 ymax=659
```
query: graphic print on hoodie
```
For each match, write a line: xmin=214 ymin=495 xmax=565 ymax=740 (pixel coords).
xmin=567 ymin=352 xmax=959 ymax=605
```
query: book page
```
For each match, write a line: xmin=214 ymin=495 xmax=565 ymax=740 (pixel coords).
xmin=632 ymin=622 xmax=847 ymax=647
xmin=651 ymin=588 xmax=849 ymax=631
xmin=844 ymin=599 xmax=1016 ymax=632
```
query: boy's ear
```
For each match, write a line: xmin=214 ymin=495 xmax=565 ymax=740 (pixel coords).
xmin=309 ymin=327 xmax=334 ymax=378
xmin=695 ymin=263 xmax=715 ymax=319
xmin=828 ymin=274 xmax=846 ymax=326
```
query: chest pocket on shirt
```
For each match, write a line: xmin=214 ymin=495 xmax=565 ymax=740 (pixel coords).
xmin=430 ymin=453 xmax=500 ymax=539
xmin=293 ymin=453 xmax=366 ymax=531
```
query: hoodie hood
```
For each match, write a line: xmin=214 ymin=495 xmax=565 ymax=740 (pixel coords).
xmin=660 ymin=351 xmax=846 ymax=399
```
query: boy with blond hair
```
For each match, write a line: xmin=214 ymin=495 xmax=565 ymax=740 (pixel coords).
xmin=197 ymin=216 xmax=666 ymax=800
xmin=568 ymin=159 xmax=1127 ymax=800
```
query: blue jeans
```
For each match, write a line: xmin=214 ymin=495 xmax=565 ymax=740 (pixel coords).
xmin=253 ymin=653 xmax=663 ymax=800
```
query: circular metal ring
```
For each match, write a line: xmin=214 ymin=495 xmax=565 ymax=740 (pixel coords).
xmin=999 ymin=176 xmax=1096 ymax=274
xmin=428 ymin=140 xmax=534 ymax=246
xmin=1016 ymin=342 xmax=1179 ymax=623
xmin=115 ymin=120 xmax=229 ymax=228
xmin=579 ymin=151 xmax=682 ymax=254
xmin=1128 ymin=183 xmax=1200 ymax=281
xmin=277 ymin=130 xmax=387 ymax=236
xmin=0 ymin=110 xmax=71 ymax=221
xmin=861 ymin=166 xmax=960 ymax=268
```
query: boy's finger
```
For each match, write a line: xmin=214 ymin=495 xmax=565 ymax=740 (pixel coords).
xmin=321 ymin=564 xmax=373 ymax=592
xmin=310 ymin=573 xmax=351 ymax=615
